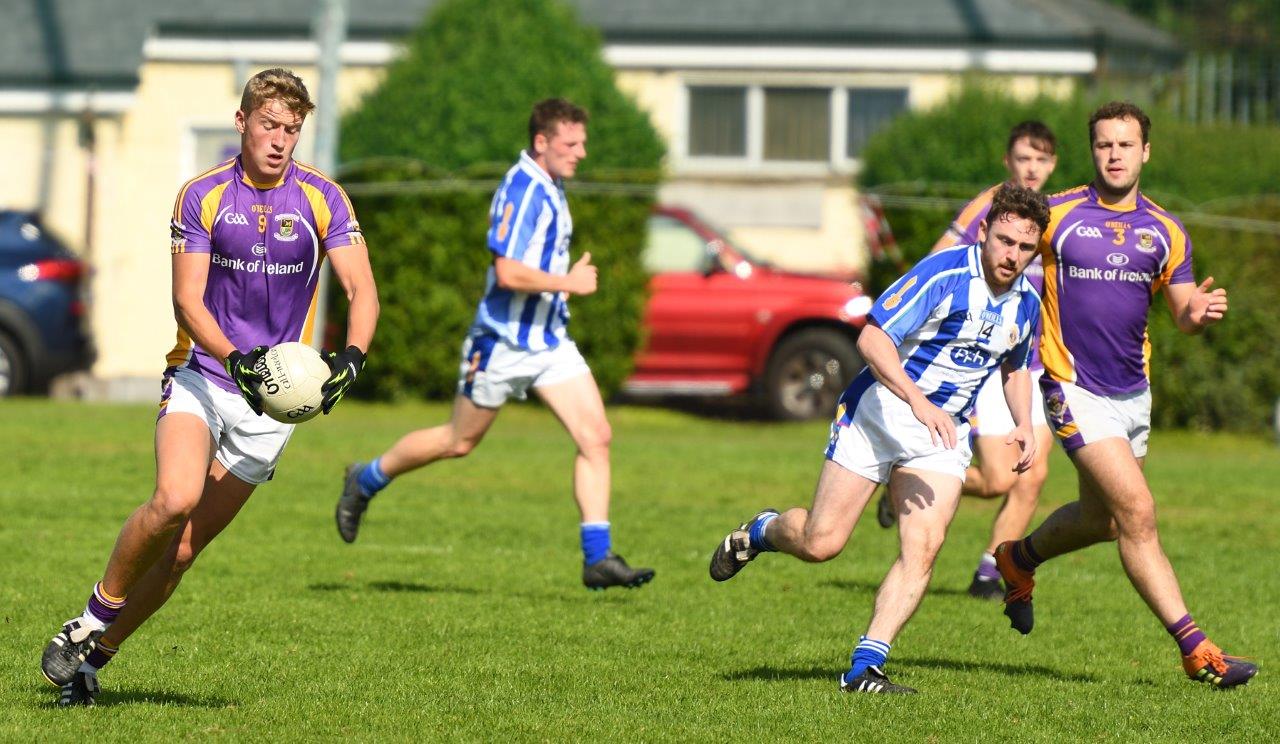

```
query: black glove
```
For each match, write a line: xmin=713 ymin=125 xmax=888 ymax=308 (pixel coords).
xmin=321 ymin=345 xmax=366 ymax=414
xmin=224 ymin=346 xmax=268 ymax=415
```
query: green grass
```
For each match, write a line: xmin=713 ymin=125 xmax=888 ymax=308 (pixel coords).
xmin=1 ymin=400 xmax=1275 ymax=741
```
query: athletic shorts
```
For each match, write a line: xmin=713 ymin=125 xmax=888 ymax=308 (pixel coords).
xmin=158 ymin=366 xmax=294 ymax=485
xmin=1039 ymin=377 xmax=1151 ymax=458
xmin=825 ymin=382 xmax=973 ymax=483
xmin=457 ymin=333 xmax=591 ymax=408
xmin=970 ymin=368 xmax=1047 ymax=437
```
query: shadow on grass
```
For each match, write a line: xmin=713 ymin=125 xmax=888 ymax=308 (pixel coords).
xmin=820 ymin=579 xmax=981 ymax=599
xmin=33 ymin=685 xmax=235 ymax=709
xmin=897 ymin=656 xmax=1098 ymax=683
xmin=307 ymin=581 xmax=480 ymax=595
xmin=725 ymin=657 xmax=1098 ymax=684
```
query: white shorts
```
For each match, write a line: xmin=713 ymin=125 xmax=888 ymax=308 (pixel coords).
xmin=825 ymin=381 xmax=973 ymax=483
xmin=1039 ymin=377 xmax=1151 ymax=458
xmin=159 ymin=366 xmax=294 ymax=485
xmin=970 ymin=368 xmax=1047 ymax=437
xmin=457 ymin=333 xmax=591 ymax=408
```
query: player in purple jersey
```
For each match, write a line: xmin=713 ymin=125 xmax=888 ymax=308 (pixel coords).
xmin=878 ymin=122 xmax=1060 ymax=602
xmin=336 ymin=100 xmax=654 ymax=591
xmin=994 ymin=102 xmax=1256 ymax=688
xmin=42 ymin=69 xmax=380 ymax=706
xmin=709 ymin=185 xmax=1048 ymax=694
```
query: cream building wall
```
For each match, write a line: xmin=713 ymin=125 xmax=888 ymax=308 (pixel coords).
xmin=5 ymin=38 xmax=1086 ymax=392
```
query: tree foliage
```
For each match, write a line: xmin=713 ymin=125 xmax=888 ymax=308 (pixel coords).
xmin=333 ymin=0 xmax=663 ymax=401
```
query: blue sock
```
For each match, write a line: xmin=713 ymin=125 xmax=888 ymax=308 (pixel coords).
xmin=845 ymin=636 xmax=891 ymax=682
xmin=748 ymin=512 xmax=778 ymax=552
xmin=356 ymin=458 xmax=392 ymax=498
xmin=581 ymin=522 xmax=611 ymax=565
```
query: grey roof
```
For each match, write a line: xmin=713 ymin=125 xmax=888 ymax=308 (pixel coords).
xmin=1 ymin=0 xmax=1181 ymax=89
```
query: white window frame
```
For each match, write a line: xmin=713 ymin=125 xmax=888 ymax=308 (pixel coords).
xmin=677 ymin=73 xmax=912 ymax=177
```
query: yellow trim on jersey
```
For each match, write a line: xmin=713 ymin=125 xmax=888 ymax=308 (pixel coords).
xmin=299 ymin=280 xmax=323 ymax=346
xmin=1036 ymin=196 xmax=1090 ymax=384
xmin=166 ymin=327 xmax=195 ymax=368
xmin=1146 ymin=209 xmax=1189 ymax=293
xmin=241 ymin=171 xmax=286 ymax=189
xmin=171 ymin=159 xmax=236 ymax=222
xmin=296 ymin=162 xmax=364 ymax=246
xmin=297 ymin=179 xmax=333 ymax=242
xmin=199 ymin=182 xmax=231 ymax=235
xmin=952 ymin=184 xmax=999 ymax=237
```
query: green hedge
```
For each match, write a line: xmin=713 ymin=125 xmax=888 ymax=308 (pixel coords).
xmin=333 ymin=0 xmax=663 ymax=401
xmin=860 ymin=83 xmax=1280 ymax=431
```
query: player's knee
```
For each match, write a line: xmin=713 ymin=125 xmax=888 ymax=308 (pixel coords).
xmin=985 ymin=470 xmax=1019 ymax=497
xmin=446 ymin=436 xmax=480 ymax=459
xmin=1116 ymin=506 xmax=1158 ymax=542
xmin=578 ymin=421 xmax=612 ymax=455
xmin=147 ymin=485 xmax=199 ymax=528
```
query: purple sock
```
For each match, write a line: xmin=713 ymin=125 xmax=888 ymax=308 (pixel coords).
xmin=1010 ymin=538 xmax=1044 ymax=573
xmin=1167 ymin=614 xmax=1208 ymax=656
xmin=975 ymin=554 xmax=1001 ymax=581
xmin=84 ymin=640 xmax=119 ymax=670
xmin=85 ymin=582 xmax=126 ymax=625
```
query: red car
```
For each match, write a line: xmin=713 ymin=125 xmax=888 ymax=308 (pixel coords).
xmin=626 ymin=203 xmax=893 ymax=420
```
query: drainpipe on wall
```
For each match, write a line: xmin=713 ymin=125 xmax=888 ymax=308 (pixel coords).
xmin=77 ymin=102 xmax=97 ymax=317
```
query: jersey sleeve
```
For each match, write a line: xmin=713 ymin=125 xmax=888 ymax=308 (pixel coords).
xmin=169 ymin=184 xmax=214 ymax=255
xmin=320 ymin=181 xmax=365 ymax=250
xmin=488 ymin=180 xmax=544 ymax=261
xmin=1160 ymin=222 xmax=1195 ymax=287
xmin=868 ymin=254 xmax=960 ymax=345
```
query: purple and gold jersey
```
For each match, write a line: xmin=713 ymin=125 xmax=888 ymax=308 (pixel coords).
xmin=943 ymin=182 xmax=1045 ymax=370
xmin=1038 ymin=184 xmax=1194 ymax=395
xmin=947 ymin=184 xmax=999 ymax=246
xmin=166 ymin=157 xmax=364 ymax=394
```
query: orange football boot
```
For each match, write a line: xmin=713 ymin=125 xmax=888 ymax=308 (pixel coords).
xmin=1182 ymin=639 xmax=1258 ymax=689
xmin=994 ymin=540 xmax=1036 ymax=635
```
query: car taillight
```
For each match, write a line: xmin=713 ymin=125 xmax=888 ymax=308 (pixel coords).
xmin=17 ymin=259 xmax=84 ymax=283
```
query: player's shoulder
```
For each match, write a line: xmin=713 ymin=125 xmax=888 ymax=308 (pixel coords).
xmin=499 ymin=158 xmax=553 ymax=202
xmin=1139 ymin=192 xmax=1190 ymax=233
xmin=1046 ymin=184 xmax=1091 ymax=208
xmin=292 ymin=160 xmax=344 ymax=193
xmin=920 ymin=242 xmax=977 ymax=274
xmin=175 ymin=158 xmax=237 ymax=202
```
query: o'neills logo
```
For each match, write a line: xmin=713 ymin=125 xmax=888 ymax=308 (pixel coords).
xmin=253 ymin=353 xmax=293 ymax=395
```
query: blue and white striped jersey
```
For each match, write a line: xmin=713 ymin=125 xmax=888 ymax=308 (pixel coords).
xmin=835 ymin=244 xmax=1041 ymax=426
xmin=472 ymin=151 xmax=574 ymax=351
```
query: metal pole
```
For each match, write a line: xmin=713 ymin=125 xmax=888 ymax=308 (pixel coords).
xmin=310 ymin=0 xmax=347 ymax=349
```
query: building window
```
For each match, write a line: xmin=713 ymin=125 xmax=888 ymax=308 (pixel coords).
xmin=846 ymin=88 xmax=909 ymax=157
xmin=688 ymin=86 xmax=747 ymax=157
xmin=764 ymin=88 xmax=830 ymax=162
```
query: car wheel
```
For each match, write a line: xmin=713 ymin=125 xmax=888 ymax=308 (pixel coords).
xmin=762 ymin=329 xmax=861 ymax=421
xmin=0 ymin=330 xmax=27 ymax=396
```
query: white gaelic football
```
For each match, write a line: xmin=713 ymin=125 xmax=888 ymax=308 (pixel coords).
xmin=254 ymin=342 xmax=330 ymax=424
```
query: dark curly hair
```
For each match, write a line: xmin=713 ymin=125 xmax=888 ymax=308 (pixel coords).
xmin=987 ymin=183 xmax=1050 ymax=235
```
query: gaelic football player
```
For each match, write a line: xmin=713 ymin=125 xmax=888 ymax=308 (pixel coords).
xmin=877 ymin=121 xmax=1059 ymax=601
xmin=41 ymin=69 xmax=379 ymax=705
xmin=710 ymin=185 xmax=1048 ymax=693
xmin=336 ymin=99 xmax=654 ymax=591
xmin=993 ymin=102 xmax=1255 ymax=688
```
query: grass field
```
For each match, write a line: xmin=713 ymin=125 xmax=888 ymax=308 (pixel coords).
xmin=1 ymin=399 xmax=1275 ymax=741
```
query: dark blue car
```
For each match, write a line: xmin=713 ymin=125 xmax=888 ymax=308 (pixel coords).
xmin=0 ymin=211 xmax=93 ymax=395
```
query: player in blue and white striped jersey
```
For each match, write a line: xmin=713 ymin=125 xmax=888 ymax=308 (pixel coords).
xmin=337 ymin=99 xmax=653 ymax=590
xmin=708 ymin=184 xmax=1050 ymax=694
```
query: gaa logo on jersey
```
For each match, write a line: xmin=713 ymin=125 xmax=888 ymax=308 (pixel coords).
xmin=950 ymin=346 xmax=990 ymax=369
xmin=1135 ymin=228 xmax=1158 ymax=253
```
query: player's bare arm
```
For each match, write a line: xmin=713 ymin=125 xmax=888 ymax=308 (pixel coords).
xmin=172 ymin=252 xmax=238 ymax=364
xmin=494 ymin=252 xmax=597 ymax=295
xmin=857 ymin=323 xmax=957 ymax=449
xmin=327 ymin=244 xmax=379 ymax=353
xmin=1164 ymin=277 xmax=1228 ymax=334
xmin=998 ymin=362 xmax=1036 ymax=471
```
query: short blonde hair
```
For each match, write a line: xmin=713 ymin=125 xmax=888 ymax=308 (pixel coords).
xmin=240 ymin=68 xmax=316 ymax=118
